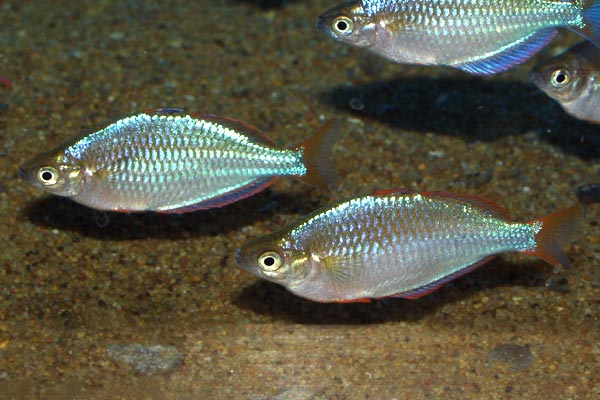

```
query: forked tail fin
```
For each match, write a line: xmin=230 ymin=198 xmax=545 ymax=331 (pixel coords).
xmin=522 ymin=205 xmax=581 ymax=270
xmin=294 ymin=119 xmax=341 ymax=191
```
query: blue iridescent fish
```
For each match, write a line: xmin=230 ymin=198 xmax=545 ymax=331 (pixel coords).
xmin=19 ymin=109 xmax=340 ymax=212
xmin=317 ymin=0 xmax=600 ymax=75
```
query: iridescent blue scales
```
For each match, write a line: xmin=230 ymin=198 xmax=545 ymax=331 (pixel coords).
xmin=317 ymin=0 xmax=600 ymax=75
xmin=235 ymin=190 xmax=579 ymax=302
xmin=19 ymin=109 xmax=339 ymax=212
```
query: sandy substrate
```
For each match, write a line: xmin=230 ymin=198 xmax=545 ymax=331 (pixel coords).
xmin=0 ymin=1 xmax=598 ymax=399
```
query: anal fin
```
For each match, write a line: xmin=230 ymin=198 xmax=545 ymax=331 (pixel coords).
xmin=455 ymin=28 xmax=557 ymax=75
xmin=386 ymin=255 xmax=497 ymax=300
xmin=158 ymin=177 xmax=277 ymax=213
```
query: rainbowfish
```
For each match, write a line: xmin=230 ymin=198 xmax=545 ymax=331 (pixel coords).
xmin=531 ymin=40 xmax=600 ymax=123
xmin=19 ymin=109 xmax=339 ymax=212
xmin=234 ymin=190 xmax=579 ymax=302
xmin=316 ymin=0 xmax=600 ymax=75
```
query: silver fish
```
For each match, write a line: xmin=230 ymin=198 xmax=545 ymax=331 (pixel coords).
xmin=235 ymin=190 xmax=579 ymax=302
xmin=531 ymin=40 xmax=600 ymax=123
xmin=317 ymin=0 xmax=600 ymax=75
xmin=19 ymin=109 xmax=340 ymax=212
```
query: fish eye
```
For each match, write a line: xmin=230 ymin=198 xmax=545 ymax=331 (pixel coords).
xmin=332 ymin=16 xmax=354 ymax=36
xmin=258 ymin=251 xmax=282 ymax=271
xmin=551 ymin=69 xmax=570 ymax=87
xmin=37 ymin=167 xmax=58 ymax=185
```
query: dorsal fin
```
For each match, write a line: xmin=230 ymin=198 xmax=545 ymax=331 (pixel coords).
xmin=144 ymin=107 xmax=185 ymax=115
xmin=372 ymin=189 xmax=511 ymax=220
xmin=372 ymin=188 xmax=419 ymax=196
xmin=143 ymin=108 xmax=276 ymax=147
xmin=421 ymin=191 xmax=511 ymax=221
xmin=192 ymin=114 xmax=276 ymax=147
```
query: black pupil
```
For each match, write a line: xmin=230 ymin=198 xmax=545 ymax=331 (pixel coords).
xmin=336 ymin=20 xmax=348 ymax=31
xmin=41 ymin=171 xmax=54 ymax=181
xmin=555 ymin=72 xmax=566 ymax=84
xmin=263 ymin=256 xmax=275 ymax=267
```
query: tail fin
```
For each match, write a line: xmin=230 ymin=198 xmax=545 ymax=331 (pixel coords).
xmin=522 ymin=205 xmax=581 ymax=270
xmin=574 ymin=1 xmax=600 ymax=47
xmin=294 ymin=119 xmax=340 ymax=191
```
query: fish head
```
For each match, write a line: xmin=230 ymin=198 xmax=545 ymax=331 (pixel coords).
xmin=316 ymin=1 xmax=376 ymax=47
xmin=19 ymin=148 xmax=86 ymax=197
xmin=530 ymin=48 xmax=590 ymax=105
xmin=234 ymin=234 xmax=310 ymax=286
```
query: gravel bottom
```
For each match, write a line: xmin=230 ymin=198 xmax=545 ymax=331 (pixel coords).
xmin=0 ymin=1 xmax=598 ymax=399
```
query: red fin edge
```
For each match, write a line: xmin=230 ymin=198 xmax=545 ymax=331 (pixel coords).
xmin=335 ymin=298 xmax=372 ymax=303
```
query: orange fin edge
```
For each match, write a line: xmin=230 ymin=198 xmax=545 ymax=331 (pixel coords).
xmin=522 ymin=205 xmax=581 ymax=269
xmin=295 ymin=119 xmax=340 ymax=191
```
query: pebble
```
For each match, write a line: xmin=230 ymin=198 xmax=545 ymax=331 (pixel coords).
xmin=108 ymin=32 xmax=125 ymax=41
xmin=575 ymin=183 xmax=600 ymax=204
xmin=544 ymin=277 xmax=570 ymax=293
xmin=106 ymin=344 xmax=183 ymax=375
xmin=349 ymin=97 xmax=365 ymax=111
xmin=591 ymin=270 xmax=600 ymax=289
xmin=486 ymin=343 xmax=533 ymax=370
xmin=269 ymin=387 xmax=318 ymax=400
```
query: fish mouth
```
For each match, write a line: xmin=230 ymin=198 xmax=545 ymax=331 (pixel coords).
xmin=315 ymin=15 xmax=328 ymax=33
xmin=233 ymin=248 xmax=249 ymax=272
xmin=529 ymin=70 xmax=545 ymax=89
xmin=18 ymin=165 xmax=33 ymax=184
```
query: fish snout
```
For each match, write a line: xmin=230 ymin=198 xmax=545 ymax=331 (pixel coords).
xmin=233 ymin=248 xmax=244 ymax=268
xmin=18 ymin=164 xmax=35 ymax=185
xmin=529 ymin=70 xmax=545 ymax=89
xmin=18 ymin=165 xmax=28 ymax=181
xmin=315 ymin=15 xmax=326 ymax=32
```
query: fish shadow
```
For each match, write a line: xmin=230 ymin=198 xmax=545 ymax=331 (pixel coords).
xmin=323 ymin=76 xmax=600 ymax=159
xmin=233 ymin=0 xmax=297 ymax=10
xmin=21 ymin=186 xmax=327 ymax=241
xmin=233 ymin=258 xmax=558 ymax=324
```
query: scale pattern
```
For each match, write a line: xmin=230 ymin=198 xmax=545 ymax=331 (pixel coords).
xmin=65 ymin=113 xmax=305 ymax=211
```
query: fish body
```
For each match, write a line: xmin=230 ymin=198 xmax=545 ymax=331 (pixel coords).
xmin=235 ymin=190 xmax=579 ymax=302
xmin=317 ymin=0 xmax=600 ymax=75
xmin=530 ymin=40 xmax=600 ymax=123
xmin=19 ymin=109 xmax=339 ymax=212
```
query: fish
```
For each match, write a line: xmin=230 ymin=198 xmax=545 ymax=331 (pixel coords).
xmin=234 ymin=189 xmax=579 ymax=302
xmin=316 ymin=0 xmax=600 ymax=75
xmin=530 ymin=40 xmax=600 ymax=123
xmin=19 ymin=108 xmax=340 ymax=213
